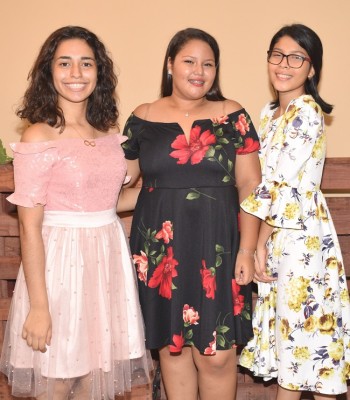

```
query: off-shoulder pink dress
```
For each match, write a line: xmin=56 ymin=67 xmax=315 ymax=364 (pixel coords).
xmin=0 ymin=134 xmax=152 ymax=399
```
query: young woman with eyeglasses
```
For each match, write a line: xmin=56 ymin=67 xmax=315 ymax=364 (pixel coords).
xmin=239 ymin=24 xmax=350 ymax=399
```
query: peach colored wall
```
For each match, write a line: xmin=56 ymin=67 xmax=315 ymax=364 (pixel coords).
xmin=0 ymin=0 xmax=349 ymax=156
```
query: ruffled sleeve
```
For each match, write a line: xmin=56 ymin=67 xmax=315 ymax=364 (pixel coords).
xmin=7 ymin=141 xmax=58 ymax=208
xmin=241 ymin=96 xmax=324 ymax=230
xmin=122 ymin=114 xmax=142 ymax=160
xmin=241 ymin=180 xmax=309 ymax=229
xmin=231 ymin=110 xmax=260 ymax=155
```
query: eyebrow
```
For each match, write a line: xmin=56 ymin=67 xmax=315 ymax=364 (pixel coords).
xmin=55 ymin=55 xmax=96 ymax=61
xmin=181 ymin=55 xmax=215 ymax=62
xmin=273 ymin=48 xmax=307 ymax=55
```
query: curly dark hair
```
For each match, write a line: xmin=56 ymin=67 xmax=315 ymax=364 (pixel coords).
xmin=17 ymin=26 xmax=118 ymax=131
xmin=160 ymin=28 xmax=226 ymax=101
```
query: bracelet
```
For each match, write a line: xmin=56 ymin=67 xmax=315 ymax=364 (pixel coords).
xmin=238 ymin=248 xmax=255 ymax=258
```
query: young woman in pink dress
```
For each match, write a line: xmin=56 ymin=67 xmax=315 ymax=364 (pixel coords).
xmin=0 ymin=26 xmax=151 ymax=399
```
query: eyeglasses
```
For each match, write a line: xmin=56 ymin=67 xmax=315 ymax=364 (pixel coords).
xmin=267 ymin=50 xmax=311 ymax=69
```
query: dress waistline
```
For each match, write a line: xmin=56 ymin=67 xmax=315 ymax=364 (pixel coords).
xmin=43 ymin=209 xmax=117 ymax=228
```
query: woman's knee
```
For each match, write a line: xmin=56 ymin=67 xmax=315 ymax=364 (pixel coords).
xmin=193 ymin=348 xmax=236 ymax=374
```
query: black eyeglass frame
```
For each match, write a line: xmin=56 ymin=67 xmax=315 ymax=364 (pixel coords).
xmin=267 ymin=50 xmax=312 ymax=69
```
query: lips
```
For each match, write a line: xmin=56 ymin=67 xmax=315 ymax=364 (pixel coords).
xmin=188 ymin=79 xmax=205 ymax=86
xmin=276 ymin=73 xmax=292 ymax=80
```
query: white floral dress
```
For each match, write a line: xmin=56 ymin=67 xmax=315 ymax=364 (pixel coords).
xmin=239 ymin=95 xmax=350 ymax=395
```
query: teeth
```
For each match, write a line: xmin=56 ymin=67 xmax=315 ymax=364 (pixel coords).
xmin=66 ymin=83 xmax=85 ymax=89
xmin=189 ymin=80 xmax=204 ymax=85
xmin=277 ymin=74 xmax=290 ymax=79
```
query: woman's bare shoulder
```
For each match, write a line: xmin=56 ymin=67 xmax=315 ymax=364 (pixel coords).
xmin=224 ymin=99 xmax=244 ymax=114
xmin=133 ymin=99 xmax=166 ymax=119
xmin=20 ymin=123 xmax=57 ymax=143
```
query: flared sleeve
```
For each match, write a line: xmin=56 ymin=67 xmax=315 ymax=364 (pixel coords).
xmin=7 ymin=141 xmax=58 ymax=208
xmin=241 ymin=96 xmax=324 ymax=229
xmin=241 ymin=180 xmax=309 ymax=229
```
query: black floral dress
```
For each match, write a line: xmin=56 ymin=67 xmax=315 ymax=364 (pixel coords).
xmin=122 ymin=110 xmax=260 ymax=354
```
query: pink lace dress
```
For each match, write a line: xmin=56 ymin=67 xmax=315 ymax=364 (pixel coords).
xmin=0 ymin=134 xmax=152 ymax=399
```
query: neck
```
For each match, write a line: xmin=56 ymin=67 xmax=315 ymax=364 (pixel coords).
xmin=58 ymin=98 xmax=88 ymax=125
xmin=168 ymin=96 xmax=207 ymax=114
xmin=278 ymin=91 xmax=305 ymax=114
xmin=65 ymin=121 xmax=96 ymax=147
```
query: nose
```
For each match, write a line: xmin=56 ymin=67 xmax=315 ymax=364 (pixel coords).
xmin=193 ymin=63 xmax=204 ymax=75
xmin=70 ymin=62 xmax=82 ymax=78
xmin=280 ymin=55 xmax=289 ymax=68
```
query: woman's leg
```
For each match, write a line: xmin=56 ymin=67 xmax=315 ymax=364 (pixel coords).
xmin=70 ymin=374 xmax=91 ymax=399
xmin=159 ymin=346 xmax=198 ymax=400
xmin=276 ymin=386 xmax=302 ymax=400
xmin=192 ymin=347 xmax=237 ymax=400
xmin=36 ymin=378 xmax=72 ymax=400
xmin=313 ymin=394 xmax=337 ymax=400
xmin=277 ymin=385 xmax=338 ymax=400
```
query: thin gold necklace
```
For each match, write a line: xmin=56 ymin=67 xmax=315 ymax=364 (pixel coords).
xmin=70 ymin=124 xmax=96 ymax=147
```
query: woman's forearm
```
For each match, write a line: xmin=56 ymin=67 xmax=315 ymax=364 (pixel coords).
xmin=18 ymin=206 xmax=49 ymax=310
xmin=117 ymin=187 xmax=141 ymax=213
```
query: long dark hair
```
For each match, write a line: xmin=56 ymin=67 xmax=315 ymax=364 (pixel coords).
xmin=160 ymin=28 xmax=226 ymax=101
xmin=268 ymin=24 xmax=333 ymax=114
xmin=17 ymin=25 xmax=118 ymax=131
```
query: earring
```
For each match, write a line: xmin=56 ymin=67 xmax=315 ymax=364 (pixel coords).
xmin=168 ymin=70 xmax=172 ymax=76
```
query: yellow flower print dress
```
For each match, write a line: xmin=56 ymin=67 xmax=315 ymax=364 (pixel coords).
xmin=239 ymin=95 xmax=350 ymax=395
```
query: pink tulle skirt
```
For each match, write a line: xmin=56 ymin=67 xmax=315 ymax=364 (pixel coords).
xmin=0 ymin=209 xmax=152 ymax=399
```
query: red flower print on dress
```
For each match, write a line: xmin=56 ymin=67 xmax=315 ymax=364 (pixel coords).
xmin=235 ymin=113 xmax=250 ymax=135
xmin=232 ymin=279 xmax=245 ymax=315
xmin=148 ymin=247 xmax=179 ymax=299
xmin=133 ymin=250 xmax=149 ymax=284
xmin=200 ymin=259 xmax=217 ymax=300
xmin=155 ymin=220 xmax=173 ymax=244
xmin=169 ymin=125 xmax=216 ymax=165
xmin=211 ymin=115 xmax=229 ymax=125
xmin=236 ymin=137 xmax=260 ymax=155
xmin=183 ymin=304 xmax=200 ymax=326
xmin=169 ymin=332 xmax=185 ymax=353
xmin=204 ymin=331 xmax=217 ymax=355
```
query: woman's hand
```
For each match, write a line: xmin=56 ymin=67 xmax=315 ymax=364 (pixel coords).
xmin=22 ymin=307 xmax=52 ymax=353
xmin=253 ymin=244 xmax=277 ymax=283
xmin=234 ymin=252 xmax=255 ymax=285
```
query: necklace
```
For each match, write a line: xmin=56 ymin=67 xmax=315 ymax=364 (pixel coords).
xmin=70 ymin=124 xmax=96 ymax=147
xmin=185 ymin=112 xmax=189 ymax=117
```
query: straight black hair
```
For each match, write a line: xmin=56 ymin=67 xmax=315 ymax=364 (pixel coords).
xmin=268 ymin=24 xmax=333 ymax=114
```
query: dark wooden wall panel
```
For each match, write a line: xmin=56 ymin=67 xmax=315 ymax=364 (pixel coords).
xmin=0 ymin=158 xmax=349 ymax=399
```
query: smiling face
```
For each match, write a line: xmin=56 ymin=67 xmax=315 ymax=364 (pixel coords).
xmin=168 ymin=39 xmax=216 ymax=101
xmin=52 ymin=38 xmax=97 ymax=107
xmin=268 ymin=35 xmax=315 ymax=104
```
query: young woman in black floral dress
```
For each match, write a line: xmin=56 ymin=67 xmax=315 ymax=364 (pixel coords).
xmin=121 ymin=28 xmax=261 ymax=400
